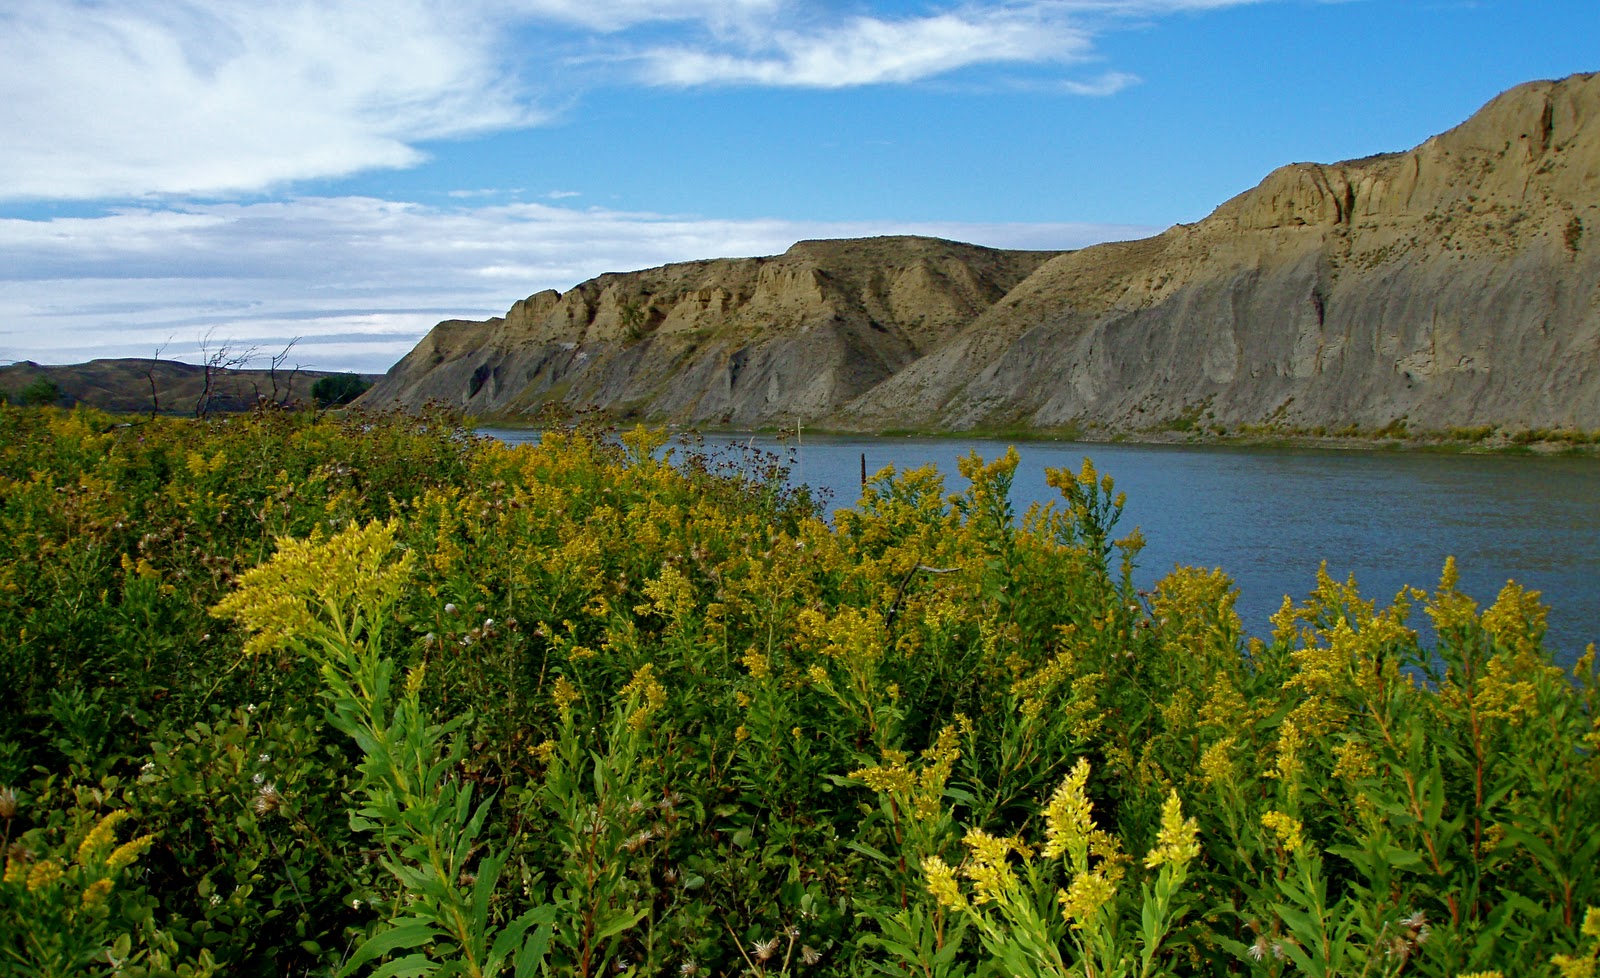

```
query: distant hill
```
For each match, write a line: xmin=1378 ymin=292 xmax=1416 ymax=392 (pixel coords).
xmin=0 ymin=359 xmax=378 ymax=415
xmin=367 ymin=70 xmax=1600 ymax=436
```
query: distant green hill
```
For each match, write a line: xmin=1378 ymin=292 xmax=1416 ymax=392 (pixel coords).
xmin=0 ymin=359 xmax=380 ymax=415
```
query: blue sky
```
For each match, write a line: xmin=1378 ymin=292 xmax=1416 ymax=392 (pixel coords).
xmin=1 ymin=0 xmax=1595 ymax=374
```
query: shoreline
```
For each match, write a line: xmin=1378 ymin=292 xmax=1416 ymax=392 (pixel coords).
xmin=472 ymin=415 xmax=1600 ymax=458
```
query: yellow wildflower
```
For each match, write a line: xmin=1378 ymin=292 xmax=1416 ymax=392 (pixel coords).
xmin=106 ymin=834 xmax=155 ymax=872
xmin=403 ymin=662 xmax=427 ymax=696
xmin=1042 ymin=758 xmax=1094 ymax=863
xmin=1199 ymin=738 xmax=1237 ymax=789
xmin=735 ymin=725 xmax=750 ymax=742
xmin=739 ymin=649 xmax=771 ymax=681
xmin=619 ymin=663 xmax=668 ymax=733
xmin=922 ymin=855 xmax=967 ymax=910
xmin=1425 ymin=557 xmax=1479 ymax=636
xmin=1481 ymin=581 xmax=1548 ymax=660
xmin=1474 ymin=656 xmax=1543 ymax=725
xmin=552 ymin=675 xmax=581 ymax=722
xmin=76 ymin=810 xmax=133 ymax=866
xmin=1551 ymin=958 xmax=1595 ymax=978
xmin=210 ymin=520 xmax=414 ymax=658
xmin=852 ymin=760 xmax=915 ymax=795
xmin=1331 ymin=740 xmax=1377 ymax=782
xmin=1261 ymin=811 xmax=1304 ymax=855
xmin=81 ymin=878 xmax=114 ymax=905
xmin=1584 ymin=907 xmax=1600 ymax=939
xmin=912 ymin=724 xmax=962 ymax=822
xmin=961 ymin=828 xmax=1027 ymax=905
xmin=4 ymin=856 xmax=29 ymax=885
xmin=1058 ymin=871 xmax=1117 ymax=925
xmin=27 ymin=858 xmax=63 ymax=893
xmin=1144 ymin=791 xmax=1200 ymax=870
xmin=1271 ymin=719 xmax=1304 ymax=783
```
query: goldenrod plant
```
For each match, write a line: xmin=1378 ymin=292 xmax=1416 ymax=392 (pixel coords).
xmin=0 ymin=803 xmax=165 ymax=977
xmin=214 ymin=520 xmax=555 ymax=978
xmin=0 ymin=402 xmax=1597 ymax=975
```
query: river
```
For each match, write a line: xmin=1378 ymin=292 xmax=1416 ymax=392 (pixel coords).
xmin=484 ymin=429 xmax=1600 ymax=664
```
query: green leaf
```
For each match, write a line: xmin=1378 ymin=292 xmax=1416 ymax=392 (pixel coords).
xmin=593 ymin=907 xmax=649 ymax=942
xmin=338 ymin=920 xmax=442 ymax=978
xmin=369 ymin=953 xmax=441 ymax=978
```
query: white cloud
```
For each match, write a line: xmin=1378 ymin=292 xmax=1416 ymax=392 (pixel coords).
xmin=0 ymin=0 xmax=1272 ymax=201
xmin=634 ymin=1 xmax=1269 ymax=89
xmin=1061 ymin=71 xmax=1141 ymax=96
xmin=0 ymin=198 xmax=1155 ymax=372
xmin=0 ymin=0 xmax=540 ymax=200
xmin=641 ymin=8 xmax=1093 ymax=88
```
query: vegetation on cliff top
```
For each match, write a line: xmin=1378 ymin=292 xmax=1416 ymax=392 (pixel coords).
xmin=1 ymin=403 xmax=1597 ymax=977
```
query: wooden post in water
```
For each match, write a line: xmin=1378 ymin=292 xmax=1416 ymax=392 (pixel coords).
xmin=860 ymin=452 xmax=867 ymax=488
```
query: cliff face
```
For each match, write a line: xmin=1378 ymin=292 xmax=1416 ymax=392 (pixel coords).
xmin=847 ymin=72 xmax=1600 ymax=433
xmin=364 ymin=71 xmax=1600 ymax=435
xmin=360 ymin=237 xmax=1057 ymax=425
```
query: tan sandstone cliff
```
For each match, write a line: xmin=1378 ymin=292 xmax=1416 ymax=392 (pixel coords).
xmin=363 ymin=71 xmax=1600 ymax=435
xmin=360 ymin=236 xmax=1055 ymax=425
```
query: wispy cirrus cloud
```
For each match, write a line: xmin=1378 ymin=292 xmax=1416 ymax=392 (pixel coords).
xmin=0 ymin=197 xmax=1155 ymax=372
xmin=638 ymin=7 xmax=1094 ymax=88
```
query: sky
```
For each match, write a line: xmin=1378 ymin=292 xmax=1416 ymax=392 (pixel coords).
xmin=1 ymin=1 xmax=1596 ymax=375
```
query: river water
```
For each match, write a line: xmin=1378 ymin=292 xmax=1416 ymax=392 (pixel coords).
xmin=484 ymin=429 xmax=1600 ymax=664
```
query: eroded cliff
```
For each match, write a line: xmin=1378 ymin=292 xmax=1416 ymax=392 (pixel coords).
xmin=364 ymin=71 xmax=1600 ymax=436
xmin=360 ymin=236 xmax=1055 ymax=425
xmin=845 ymin=71 xmax=1600 ymax=433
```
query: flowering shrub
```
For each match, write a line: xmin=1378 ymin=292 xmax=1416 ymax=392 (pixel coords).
xmin=0 ymin=401 xmax=1596 ymax=977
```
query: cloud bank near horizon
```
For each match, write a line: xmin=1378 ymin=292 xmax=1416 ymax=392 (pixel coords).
xmin=0 ymin=198 xmax=1156 ymax=373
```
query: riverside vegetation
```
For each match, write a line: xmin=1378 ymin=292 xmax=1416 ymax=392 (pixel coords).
xmin=1 ymin=404 xmax=1597 ymax=978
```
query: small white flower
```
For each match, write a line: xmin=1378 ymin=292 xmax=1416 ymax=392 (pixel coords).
xmin=245 ymin=704 xmax=256 ymax=714
xmin=444 ymin=603 xmax=459 ymax=616
xmin=352 ymin=898 xmax=362 ymax=910
xmin=258 ymin=753 xmax=271 ymax=763
xmin=252 ymin=772 xmax=265 ymax=785
xmin=800 ymin=945 xmax=823 ymax=967
xmin=209 ymin=894 xmax=222 ymax=907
